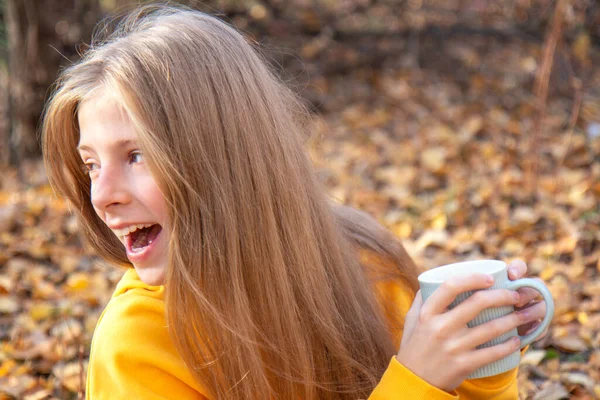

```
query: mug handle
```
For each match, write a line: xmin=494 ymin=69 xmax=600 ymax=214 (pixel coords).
xmin=505 ymin=278 xmax=555 ymax=348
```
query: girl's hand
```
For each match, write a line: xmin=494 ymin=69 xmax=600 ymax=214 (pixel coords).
xmin=507 ymin=260 xmax=549 ymax=339
xmin=396 ymin=274 xmax=523 ymax=393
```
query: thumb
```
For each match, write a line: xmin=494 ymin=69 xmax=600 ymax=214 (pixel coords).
xmin=400 ymin=290 xmax=423 ymax=348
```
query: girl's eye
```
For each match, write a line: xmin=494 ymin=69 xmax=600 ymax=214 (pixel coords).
xmin=81 ymin=162 xmax=99 ymax=175
xmin=130 ymin=151 xmax=143 ymax=164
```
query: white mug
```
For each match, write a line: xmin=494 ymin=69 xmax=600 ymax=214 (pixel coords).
xmin=418 ymin=260 xmax=555 ymax=379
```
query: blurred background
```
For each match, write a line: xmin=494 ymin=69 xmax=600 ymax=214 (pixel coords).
xmin=0 ymin=0 xmax=599 ymax=398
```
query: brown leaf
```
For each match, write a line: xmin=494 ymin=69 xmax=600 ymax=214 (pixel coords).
xmin=520 ymin=349 xmax=547 ymax=366
xmin=532 ymin=382 xmax=570 ymax=400
xmin=0 ymin=297 xmax=19 ymax=314
xmin=563 ymin=372 xmax=595 ymax=394
xmin=553 ymin=336 xmax=589 ymax=353
xmin=52 ymin=361 xmax=86 ymax=393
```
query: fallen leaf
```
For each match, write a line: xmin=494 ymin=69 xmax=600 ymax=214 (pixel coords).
xmin=420 ymin=147 xmax=447 ymax=173
xmin=553 ymin=336 xmax=589 ymax=352
xmin=533 ymin=382 xmax=570 ymax=400
xmin=520 ymin=349 xmax=547 ymax=366
xmin=0 ymin=297 xmax=19 ymax=314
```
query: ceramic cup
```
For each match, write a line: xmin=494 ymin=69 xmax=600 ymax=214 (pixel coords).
xmin=418 ymin=260 xmax=555 ymax=379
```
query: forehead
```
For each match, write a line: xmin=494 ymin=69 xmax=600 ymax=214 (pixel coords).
xmin=77 ymin=89 xmax=137 ymax=148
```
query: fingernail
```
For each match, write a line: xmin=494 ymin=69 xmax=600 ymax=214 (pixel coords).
xmin=486 ymin=275 xmax=494 ymax=284
xmin=513 ymin=337 xmax=520 ymax=346
xmin=508 ymin=267 xmax=518 ymax=278
xmin=525 ymin=321 xmax=541 ymax=335
xmin=518 ymin=310 xmax=529 ymax=321
xmin=513 ymin=292 xmax=520 ymax=302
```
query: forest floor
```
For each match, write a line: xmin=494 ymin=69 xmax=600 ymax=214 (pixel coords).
xmin=1 ymin=25 xmax=600 ymax=400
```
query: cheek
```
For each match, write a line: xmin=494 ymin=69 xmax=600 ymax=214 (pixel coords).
xmin=151 ymin=197 xmax=169 ymax=224
xmin=89 ymin=186 xmax=105 ymax=220
xmin=141 ymin=181 xmax=169 ymax=223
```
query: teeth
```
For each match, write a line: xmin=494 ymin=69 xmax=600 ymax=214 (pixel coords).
xmin=112 ymin=223 xmax=155 ymax=238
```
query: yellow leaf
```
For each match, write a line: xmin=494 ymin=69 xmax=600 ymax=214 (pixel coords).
xmin=572 ymin=32 xmax=590 ymax=65
xmin=577 ymin=312 xmax=589 ymax=326
xmin=0 ymin=359 xmax=16 ymax=377
xmin=14 ymin=363 xmax=29 ymax=375
xmin=430 ymin=213 xmax=447 ymax=230
xmin=66 ymin=273 xmax=90 ymax=292
xmin=29 ymin=303 xmax=55 ymax=321
xmin=538 ymin=243 xmax=555 ymax=258
xmin=539 ymin=267 xmax=557 ymax=281
xmin=392 ymin=222 xmax=412 ymax=239
xmin=556 ymin=311 xmax=578 ymax=324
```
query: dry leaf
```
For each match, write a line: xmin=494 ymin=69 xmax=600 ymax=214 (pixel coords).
xmin=520 ymin=349 xmax=547 ymax=366
xmin=533 ymin=382 xmax=570 ymax=400
xmin=553 ymin=336 xmax=589 ymax=352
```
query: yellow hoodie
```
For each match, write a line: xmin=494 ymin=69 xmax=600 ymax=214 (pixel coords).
xmin=87 ymin=268 xmax=521 ymax=399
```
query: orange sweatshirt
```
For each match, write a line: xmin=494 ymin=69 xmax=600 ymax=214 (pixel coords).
xmin=86 ymin=268 xmax=521 ymax=399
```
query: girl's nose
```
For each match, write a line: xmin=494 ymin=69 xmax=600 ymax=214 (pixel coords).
xmin=90 ymin=166 xmax=131 ymax=211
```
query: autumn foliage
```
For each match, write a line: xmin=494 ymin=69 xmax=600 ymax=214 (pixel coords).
xmin=1 ymin=1 xmax=599 ymax=399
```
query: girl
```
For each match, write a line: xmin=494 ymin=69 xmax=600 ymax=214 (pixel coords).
xmin=42 ymin=4 xmax=547 ymax=399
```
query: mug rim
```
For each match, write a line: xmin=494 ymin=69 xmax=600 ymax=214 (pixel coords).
xmin=418 ymin=259 xmax=507 ymax=284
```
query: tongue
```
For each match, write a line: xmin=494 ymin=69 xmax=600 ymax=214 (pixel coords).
xmin=131 ymin=225 xmax=161 ymax=251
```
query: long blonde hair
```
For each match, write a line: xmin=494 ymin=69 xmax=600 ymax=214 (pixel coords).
xmin=42 ymin=5 xmax=418 ymax=399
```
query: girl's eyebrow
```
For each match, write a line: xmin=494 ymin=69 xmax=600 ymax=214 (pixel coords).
xmin=77 ymin=139 xmax=137 ymax=153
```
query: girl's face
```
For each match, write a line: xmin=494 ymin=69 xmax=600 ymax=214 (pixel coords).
xmin=77 ymin=90 xmax=169 ymax=285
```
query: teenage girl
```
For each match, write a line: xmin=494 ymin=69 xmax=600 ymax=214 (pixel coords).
xmin=42 ymin=5 xmax=547 ymax=400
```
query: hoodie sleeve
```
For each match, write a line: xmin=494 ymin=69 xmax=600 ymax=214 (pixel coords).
xmin=368 ymin=277 xmax=521 ymax=399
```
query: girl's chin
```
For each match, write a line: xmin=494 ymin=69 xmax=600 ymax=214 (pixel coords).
xmin=133 ymin=265 xmax=166 ymax=286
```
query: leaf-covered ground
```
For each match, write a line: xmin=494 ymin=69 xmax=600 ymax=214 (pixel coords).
xmin=1 ymin=32 xmax=599 ymax=400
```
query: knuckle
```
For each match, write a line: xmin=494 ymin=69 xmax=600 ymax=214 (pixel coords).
xmin=512 ymin=313 xmax=523 ymax=327
xmin=502 ymin=338 xmax=518 ymax=354
xmin=489 ymin=346 xmax=506 ymax=361
xmin=488 ymin=319 xmax=507 ymax=335
xmin=454 ymin=357 xmax=471 ymax=375
xmin=441 ymin=280 xmax=459 ymax=294
xmin=429 ymin=319 xmax=451 ymax=340
xmin=471 ymin=290 xmax=487 ymax=304
xmin=443 ymin=339 xmax=461 ymax=356
xmin=418 ymin=308 xmax=432 ymax=323
xmin=475 ymin=290 xmax=499 ymax=308
xmin=430 ymin=320 xmax=446 ymax=336
xmin=418 ymin=309 xmax=437 ymax=326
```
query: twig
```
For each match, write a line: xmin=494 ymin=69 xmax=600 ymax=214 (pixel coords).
xmin=556 ymin=74 xmax=583 ymax=192
xmin=78 ymin=342 xmax=85 ymax=400
xmin=527 ymin=0 xmax=566 ymax=197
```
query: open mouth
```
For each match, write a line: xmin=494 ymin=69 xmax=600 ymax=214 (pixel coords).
xmin=124 ymin=224 xmax=162 ymax=254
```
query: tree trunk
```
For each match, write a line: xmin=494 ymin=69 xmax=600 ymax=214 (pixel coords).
xmin=3 ymin=0 xmax=100 ymax=167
